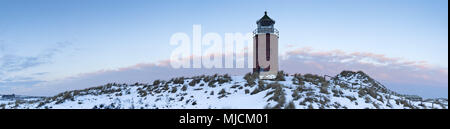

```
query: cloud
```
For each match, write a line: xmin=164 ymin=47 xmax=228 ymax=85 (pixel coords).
xmin=2 ymin=47 xmax=447 ymax=98
xmin=0 ymin=76 xmax=45 ymax=95
xmin=0 ymin=41 xmax=71 ymax=76
xmin=280 ymin=47 xmax=448 ymax=98
xmin=19 ymin=63 xmax=251 ymax=96
xmin=0 ymin=55 xmax=43 ymax=73
xmin=0 ymin=42 xmax=72 ymax=95
xmin=282 ymin=47 xmax=448 ymax=84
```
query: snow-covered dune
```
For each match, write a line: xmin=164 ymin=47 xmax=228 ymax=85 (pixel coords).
xmin=1 ymin=71 xmax=447 ymax=109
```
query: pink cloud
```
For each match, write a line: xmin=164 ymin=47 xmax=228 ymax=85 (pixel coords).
xmin=281 ymin=47 xmax=448 ymax=86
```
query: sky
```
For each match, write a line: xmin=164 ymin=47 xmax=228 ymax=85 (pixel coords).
xmin=0 ymin=0 xmax=448 ymax=98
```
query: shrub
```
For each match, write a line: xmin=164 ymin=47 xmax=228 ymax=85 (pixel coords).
xmin=367 ymin=87 xmax=378 ymax=99
xmin=218 ymin=75 xmax=232 ymax=84
xmin=345 ymin=96 xmax=357 ymax=101
xmin=244 ymin=72 xmax=258 ymax=86
xmin=208 ymin=80 xmax=217 ymax=87
xmin=188 ymin=80 xmax=196 ymax=86
xmin=303 ymin=74 xmax=325 ymax=84
xmin=398 ymin=99 xmax=413 ymax=108
xmin=331 ymin=89 xmax=340 ymax=96
xmin=267 ymin=86 xmax=285 ymax=104
xmin=63 ymin=92 xmax=74 ymax=101
xmin=292 ymin=74 xmax=305 ymax=85
xmin=173 ymin=77 xmax=185 ymax=84
xmin=245 ymin=89 xmax=250 ymax=94
xmin=268 ymin=82 xmax=283 ymax=90
xmin=358 ymin=88 xmax=378 ymax=98
xmin=218 ymin=89 xmax=227 ymax=95
xmin=285 ymin=101 xmax=296 ymax=109
xmin=162 ymin=84 xmax=169 ymax=91
xmin=250 ymin=88 xmax=260 ymax=95
xmin=203 ymin=76 xmax=211 ymax=82
xmin=192 ymin=78 xmax=202 ymax=86
xmin=372 ymin=102 xmax=380 ymax=109
xmin=274 ymin=71 xmax=286 ymax=81
xmin=292 ymin=90 xmax=300 ymax=100
xmin=73 ymin=90 xmax=81 ymax=96
xmin=299 ymin=100 xmax=306 ymax=106
xmin=418 ymin=103 xmax=425 ymax=107
xmin=224 ymin=73 xmax=230 ymax=78
xmin=306 ymin=92 xmax=315 ymax=97
xmin=303 ymin=97 xmax=316 ymax=103
xmin=179 ymin=97 xmax=184 ymax=101
xmin=358 ymin=89 xmax=367 ymax=97
xmin=319 ymin=83 xmax=329 ymax=94
xmin=273 ymin=95 xmax=286 ymax=109
xmin=295 ymin=85 xmax=311 ymax=93
xmin=319 ymin=97 xmax=330 ymax=105
xmin=181 ymin=85 xmax=188 ymax=91
xmin=339 ymin=70 xmax=356 ymax=77
xmin=171 ymin=87 xmax=178 ymax=93
xmin=377 ymin=96 xmax=384 ymax=103
xmin=338 ymin=83 xmax=349 ymax=89
xmin=307 ymin=104 xmax=314 ymax=109
xmin=153 ymin=80 xmax=161 ymax=86
xmin=138 ymin=89 xmax=147 ymax=97
xmin=218 ymin=89 xmax=228 ymax=99
xmin=252 ymin=81 xmax=272 ymax=95
xmin=365 ymin=96 xmax=372 ymax=103
xmin=53 ymin=92 xmax=74 ymax=105
xmin=37 ymin=102 xmax=45 ymax=107
xmin=217 ymin=79 xmax=228 ymax=84
xmin=257 ymin=80 xmax=266 ymax=89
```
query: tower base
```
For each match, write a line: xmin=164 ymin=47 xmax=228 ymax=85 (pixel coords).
xmin=259 ymin=71 xmax=277 ymax=80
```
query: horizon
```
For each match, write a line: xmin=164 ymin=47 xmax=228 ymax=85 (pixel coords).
xmin=0 ymin=0 xmax=448 ymax=98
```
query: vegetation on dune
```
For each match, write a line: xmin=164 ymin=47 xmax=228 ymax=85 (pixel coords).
xmin=2 ymin=71 xmax=446 ymax=109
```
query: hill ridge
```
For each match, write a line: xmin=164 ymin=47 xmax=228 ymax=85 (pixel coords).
xmin=1 ymin=71 xmax=447 ymax=109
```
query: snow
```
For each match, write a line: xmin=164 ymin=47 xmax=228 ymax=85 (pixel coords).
xmin=1 ymin=71 xmax=447 ymax=109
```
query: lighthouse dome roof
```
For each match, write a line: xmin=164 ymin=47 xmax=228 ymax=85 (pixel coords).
xmin=256 ymin=11 xmax=275 ymax=26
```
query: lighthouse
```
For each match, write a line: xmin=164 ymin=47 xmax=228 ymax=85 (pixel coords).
xmin=253 ymin=11 xmax=279 ymax=79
